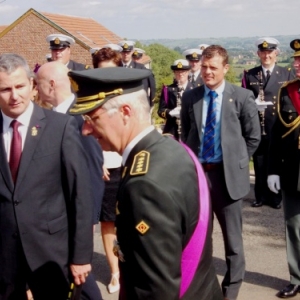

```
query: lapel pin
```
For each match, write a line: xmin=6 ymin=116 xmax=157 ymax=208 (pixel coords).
xmin=31 ymin=125 xmax=41 ymax=136
xmin=229 ymin=99 xmax=233 ymax=102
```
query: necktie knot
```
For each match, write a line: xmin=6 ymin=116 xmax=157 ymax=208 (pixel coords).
xmin=208 ymin=90 xmax=218 ymax=100
xmin=10 ymin=120 xmax=21 ymax=130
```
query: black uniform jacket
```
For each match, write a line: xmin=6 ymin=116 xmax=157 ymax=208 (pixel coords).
xmin=158 ymin=82 xmax=194 ymax=140
xmin=268 ymin=80 xmax=300 ymax=191
xmin=116 ymin=130 xmax=222 ymax=300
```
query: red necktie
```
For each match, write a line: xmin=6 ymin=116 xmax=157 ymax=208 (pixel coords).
xmin=9 ymin=120 xmax=22 ymax=183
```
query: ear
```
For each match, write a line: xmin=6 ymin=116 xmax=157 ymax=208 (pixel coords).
xmin=223 ymin=64 xmax=229 ymax=75
xmin=120 ymin=104 xmax=132 ymax=124
xmin=49 ymin=79 xmax=55 ymax=89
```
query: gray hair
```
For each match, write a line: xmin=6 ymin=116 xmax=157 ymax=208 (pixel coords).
xmin=0 ymin=53 xmax=32 ymax=79
xmin=102 ymin=89 xmax=150 ymax=122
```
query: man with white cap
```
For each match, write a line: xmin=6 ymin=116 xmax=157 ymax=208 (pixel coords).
xmin=242 ymin=37 xmax=293 ymax=210
xmin=182 ymin=48 xmax=204 ymax=87
xmin=199 ymin=44 xmax=210 ymax=51
xmin=158 ymin=59 xmax=194 ymax=140
xmin=118 ymin=41 xmax=156 ymax=107
xmin=132 ymin=48 xmax=145 ymax=61
xmin=267 ymin=38 xmax=300 ymax=299
xmin=46 ymin=33 xmax=89 ymax=71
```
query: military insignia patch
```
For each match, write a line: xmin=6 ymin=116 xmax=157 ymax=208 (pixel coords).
xmin=136 ymin=221 xmax=150 ymax=234
xmin=54 ymin=37 xmax=60 ymax=45
xmin=130 ymin=151 xmax=150 ymax=176
xmin=262 ymin=41 xmax=268 ymax=48
xmin=177 ymin=62 xmax=183 ymax=68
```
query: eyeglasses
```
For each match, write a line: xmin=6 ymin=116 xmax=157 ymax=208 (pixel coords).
xmin=82 ymin=109 xmax=108 ymax=126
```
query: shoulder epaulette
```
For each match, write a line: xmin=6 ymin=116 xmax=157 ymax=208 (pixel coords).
xmin=130 ymin=151 xmax=150 ymax=176
xmin=281 ymin=78 xmax=299 ymax=89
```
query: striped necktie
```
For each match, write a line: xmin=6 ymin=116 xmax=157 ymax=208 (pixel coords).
xmin=202 ymin=90 xmax=218 ymax=162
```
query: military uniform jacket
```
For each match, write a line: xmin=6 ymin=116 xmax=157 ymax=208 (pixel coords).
xmin=242 ymin=65 xmax=293 ymax=136
xmin=67 ymin=60 xmax=90 ymax=71
xmin=268 ymin=80 xmax=300 ymax=191
xmin=126 ymin=61 xmax=156 ymax=106
xmin=189 ymin=73 xmax=204 ymax=88
xmin=157 ymin=82 xmax=194 ymax=140
xmin=116 ymin=130 xmax=222 ymax=300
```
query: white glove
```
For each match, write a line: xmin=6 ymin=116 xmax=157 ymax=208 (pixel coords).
xmin=169 ymin=107 xmax=181 ymax=118
xmin=267 ymin=175 xmax=281 ymax=194
xmin=255 ymin=97 xmax=267 ymax=112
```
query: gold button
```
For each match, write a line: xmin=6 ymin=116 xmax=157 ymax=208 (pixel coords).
xmin=273 ymin=96 xmax=276 ymax=99
xmin=272 ymin=113 xmax=275 ymax=115
xmin=273 ymin=107 xmax=276 ymax=109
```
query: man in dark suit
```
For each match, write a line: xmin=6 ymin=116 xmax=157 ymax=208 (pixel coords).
xmin=0 ymin=54 xmax=93 ymax=300
xmin=267 ymin=39 xmax=300 ymax=299
xmin=46 ymin=33 xmax=90 ymax=70
xmin=68 ymin=67 xmax=223 ymax=300
xmin=158 ymin=59 xmax=194 ymax=140
xmin=182 ymin=48 xmax=204 ymax=87
xmin=118 ymin=40 xmax=156 ymax=107
xmin=242 ymin=37 xmax=294 ymax=209
xmin=36 ymin=61 xmax=104 ymax=300
xmin=181 ymin=45 xmax=261 ymax=300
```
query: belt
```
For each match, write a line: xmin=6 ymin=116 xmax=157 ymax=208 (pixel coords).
xmin=202 ymin=163 xmax=223 ymax=172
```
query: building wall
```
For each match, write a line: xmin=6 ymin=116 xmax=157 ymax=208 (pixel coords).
xmin=0 ymin=13 xmax=93 ymax=69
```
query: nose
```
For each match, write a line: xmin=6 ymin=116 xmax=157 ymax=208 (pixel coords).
xmin=81 ymin=121 xmax=93 ymax=136
xmin=11 ymin=87 xmax=19 ymax=100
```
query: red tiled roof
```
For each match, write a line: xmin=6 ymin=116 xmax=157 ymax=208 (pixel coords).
xmin=0 ymin=25 xmax=7 ymax=33
xmin=41 ymin=12 xmax=122 ymax=48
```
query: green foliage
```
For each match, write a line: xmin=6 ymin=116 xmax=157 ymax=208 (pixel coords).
xmin=135 ymin=42 xmax=182 ymax=124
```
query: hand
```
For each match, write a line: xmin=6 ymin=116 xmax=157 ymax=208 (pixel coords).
xmin=267 ymin=175 xmax=281 ymax=194
xmin=70 ymin=264 xmax=92 ymax=285
xmin=103 ymin=166 xmax=110 ymax=181
xmin=169 ymin=107 xmax=181 ymax=118
xmin=255 ymin=97 xmax=267 ymax=112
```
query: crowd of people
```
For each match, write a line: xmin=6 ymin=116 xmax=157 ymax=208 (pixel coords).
xmin=0 ymin=32 xmax=300 ymax=300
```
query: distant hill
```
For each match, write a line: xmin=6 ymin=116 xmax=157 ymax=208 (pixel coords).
xmin=139 ymin=35 xmax=298 ymax=53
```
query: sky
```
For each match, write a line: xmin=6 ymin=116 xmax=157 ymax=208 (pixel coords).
xmin=0 ymin=0 xmax=299 ymax=40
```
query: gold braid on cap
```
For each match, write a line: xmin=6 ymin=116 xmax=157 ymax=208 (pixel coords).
xmin=277 ymin=79 xmax=300 ymax=138
xmin=77 ymin=88 xmax=123 ymax=103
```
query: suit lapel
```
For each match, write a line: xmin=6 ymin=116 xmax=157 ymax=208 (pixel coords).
xmin=15 ymin=105 xmax=46 ymax=188
xmin=0 ymin=114 xmax=14 ymax=192
xmin=221 ymin=82 xmax=235 ymax=133
xmin=192 ymin=87 xmax=205 ymax=138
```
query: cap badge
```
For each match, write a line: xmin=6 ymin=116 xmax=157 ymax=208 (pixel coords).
xmin=200 ymin=46 xmax=205 ymax=50
xmin=133 ymin=50 xmax=138 ymax=55
xmin=123 ymin=43 xmax=128 ymax=49
xmin=130 ymin=150 xmax=150 ymax=176
xmin=192 ymin=52 xmax=197 ymax=58
xmin=262 ymin=41 xmax=268 ymax=48
xmin=177 ymin=62 xmax=183 ymax=68
xmin=294 ymin=41 xmax=300 ymax=49
xmin=69 ymin=77 xmax=79 ymax=92
xmin=54 ymin=37 xmax=60 ymax=45
xmin=136 ymin=221 xmax=150 ymax=235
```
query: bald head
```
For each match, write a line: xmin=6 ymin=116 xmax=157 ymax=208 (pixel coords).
xmin=36 ymin=61 xmax=72 ymax=106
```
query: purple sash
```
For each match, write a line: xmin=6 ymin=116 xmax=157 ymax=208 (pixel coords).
xmin=179 ymin=143 xmax=210 ymax=298
xmin=163 ymin=85 xmax=168 ymax=105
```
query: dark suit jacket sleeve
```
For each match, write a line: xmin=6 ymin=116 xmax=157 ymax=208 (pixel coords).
xmin=121 ymin=178 xmax=183 ymax=299
xmin=239 ymin=89 xmax=261 ymax=157
xmin=148 ymin=72 xmax=156 ymax=105
xmin=62 ymin=117 xmax=94 ymax=264
xmin=181 ymin=90 xmax=193 ymax=143
xmin=157 ymin=86 xmax=169 ymax=119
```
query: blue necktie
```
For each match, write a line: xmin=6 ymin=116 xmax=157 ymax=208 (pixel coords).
xmin=202 ymin=90 xmax=218 ymax=162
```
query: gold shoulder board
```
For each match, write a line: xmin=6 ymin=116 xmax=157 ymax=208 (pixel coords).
xmin=130 ymin=151 xmax=150 ymax=176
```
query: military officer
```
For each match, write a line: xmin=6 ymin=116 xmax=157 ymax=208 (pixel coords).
xmin=242 ymin=37 xmax=294 ymax=209
xmin=267 ymin=38 xmax=300 ymax=298
xmin=118 ymin=40 xmax=156 ymax=107
xmin=46 ymin=33 xmax=89 ymax=70
xmin=68 ymin=67 xmax=223 ymax=300
xmin=132 ymin=48 xmax=145 ymax=61
xmin=158 ymin=59 xmax=193 ymax=140
xmin=182 ymin=48 xmax=204 ymax=87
